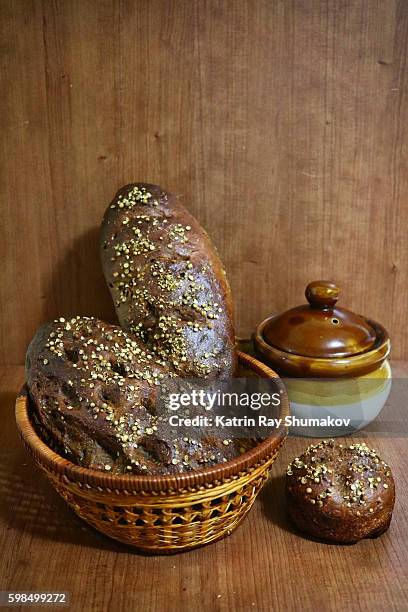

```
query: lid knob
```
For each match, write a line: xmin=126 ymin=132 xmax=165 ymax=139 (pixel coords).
xmin=305 ymin=280 xmax=340 ymax=309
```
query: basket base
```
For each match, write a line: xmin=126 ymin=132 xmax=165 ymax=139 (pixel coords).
xmin=62 ymin=483 xmax=261 ymax=554
xmin=77 ymin=510 xmax=250 ymax=555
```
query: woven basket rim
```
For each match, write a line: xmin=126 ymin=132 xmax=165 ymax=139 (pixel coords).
xmin=15 ymin=351 xmax=289 ymax=492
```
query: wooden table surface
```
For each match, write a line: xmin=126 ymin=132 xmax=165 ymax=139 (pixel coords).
xmin=1 ymin=364 xmax=408 ymax=612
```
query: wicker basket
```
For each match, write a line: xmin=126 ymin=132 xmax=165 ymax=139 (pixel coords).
xmin=15 ymin=351 xmax=289 ymax=554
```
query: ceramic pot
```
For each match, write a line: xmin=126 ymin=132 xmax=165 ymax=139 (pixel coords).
xmin=254 ymin=281 xmax=391 ymax=437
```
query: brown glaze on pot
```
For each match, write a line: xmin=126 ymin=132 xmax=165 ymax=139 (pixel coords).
xmin=254 ymin=281 xmax=390 ymax=378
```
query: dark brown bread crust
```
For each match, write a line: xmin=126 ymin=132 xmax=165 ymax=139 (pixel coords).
xmin=100 ymin=183 xmax=236 ymax=379
xmin=286 ymin=440 xmax=395 ymax=543
xmin=26 ymin=317 xmax=250 ymax=475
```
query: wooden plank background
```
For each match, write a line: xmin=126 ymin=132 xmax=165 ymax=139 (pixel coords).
xmin=1 ymin=0 xmax=408 ymax=364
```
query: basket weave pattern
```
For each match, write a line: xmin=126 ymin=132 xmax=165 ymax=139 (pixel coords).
xmin=39 ymin=453 xmax=280 ymax=551
xmin=16 ymin=352 xmax=288 ymax=553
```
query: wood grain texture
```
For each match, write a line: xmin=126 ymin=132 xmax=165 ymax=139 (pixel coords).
xmin=1 ymin=0 xmax=408 ymax=364
xmin=1 ymin=364 xmax=408 ymax=611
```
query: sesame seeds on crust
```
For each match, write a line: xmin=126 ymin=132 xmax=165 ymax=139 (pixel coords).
xmin=100 ymin=183 xmax=234 ymax=379
xmin=286 ymin=439 xmax=393 ymax=511
xmin=29 ymin=316 xmax=246 ymax=475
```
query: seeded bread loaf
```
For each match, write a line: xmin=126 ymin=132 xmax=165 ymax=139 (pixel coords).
xmin=26 ymin=317 xmax=250 ymax=475
xmin=286 ymin=440 xmax=395 ymax=543
xmin=100 ymin=183 xmax=236 ymax=379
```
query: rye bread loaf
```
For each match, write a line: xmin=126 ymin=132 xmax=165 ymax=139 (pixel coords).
xmin=286 ymin=440 xmax=395 ymax=543
xmin=26 ymin=316 xmax=250 ymax=475
xmin=100 ymin=183 xmax=236 ymax=379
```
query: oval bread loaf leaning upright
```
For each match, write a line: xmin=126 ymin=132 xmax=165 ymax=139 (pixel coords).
xmin=100 ymin=183 xmax=236 ymax=379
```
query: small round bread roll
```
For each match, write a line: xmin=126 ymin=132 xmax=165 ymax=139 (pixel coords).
xmin=286 ymin=439 xmax=395 ymax=543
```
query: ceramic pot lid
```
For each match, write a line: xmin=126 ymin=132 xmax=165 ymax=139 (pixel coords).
xmin=263 ymin=281 xmax=377 ymax=359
